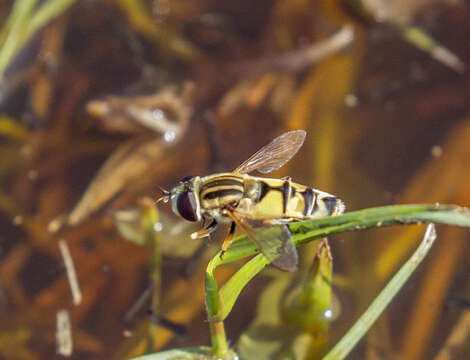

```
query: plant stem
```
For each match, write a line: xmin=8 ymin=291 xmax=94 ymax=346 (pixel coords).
xmin=140 ymin=198 xmax=161 ymax=352
xmin=209 ymin=320 xmax=229 ymax=358
xmin=0 ymin=0 xmax=77 ymax=79
xmin=0 ymin=0 xmax=37 ymax=77
xmin=215 ymin=204 xmax=470 ymax=265
xmin=205 ymin=255 xmax=229 ymax=358
xmin=203 ymin=205 xmax=465 ymax=359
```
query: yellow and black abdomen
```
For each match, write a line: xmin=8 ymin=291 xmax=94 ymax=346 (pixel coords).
xmin=236 ymin=176 xmax=344 ymax=220
xmin=199 ymin=173 xmax=344 ymax=221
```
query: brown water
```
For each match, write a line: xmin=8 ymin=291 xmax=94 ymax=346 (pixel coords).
xmin=1 ymin=1 xmax=470 ymax=359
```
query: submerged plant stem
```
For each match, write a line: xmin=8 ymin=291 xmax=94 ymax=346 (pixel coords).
xmin=0 ymin=0 xmax=77 ymax=79
xmin=140 ymin=199 xmax=162 ymax=352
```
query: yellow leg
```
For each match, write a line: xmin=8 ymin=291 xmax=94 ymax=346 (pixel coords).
xmin=190 ymin=219 xmax=217 ymax=239
xmin=225 ymin=210 xmax=265 ymax=258
xmin=221 ymin=221 xmax=236 ymax=251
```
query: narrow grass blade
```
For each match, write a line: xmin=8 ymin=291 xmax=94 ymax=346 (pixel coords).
xmin=323 ymin=223 xmax=437 ymax=359
xmin=217 ymin=204 xmax=469 ymax=265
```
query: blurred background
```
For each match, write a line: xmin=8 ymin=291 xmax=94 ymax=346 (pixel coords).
xmin=0 ymin=0 xmax=470 ymax=359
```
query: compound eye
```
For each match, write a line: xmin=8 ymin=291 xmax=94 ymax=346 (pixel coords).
xmin=176 ymin=191 xmax=198 ymax=222
xmin=179 ymin=176 xmax=194 ymax=183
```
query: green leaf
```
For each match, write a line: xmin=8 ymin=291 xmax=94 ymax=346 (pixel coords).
xmin=217 ymin=204 xmax=470 ymax=265
xmin=204 ymin=204 xmax=468 ymax=357
xmin=237 ymin=276 xmax=294 ymax=360
xmin=218 ymin=254 xmax=270 ymax=320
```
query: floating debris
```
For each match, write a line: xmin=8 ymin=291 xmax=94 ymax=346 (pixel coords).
xmin=56 ymin=309 xmax=73 ymax=357
xmin=344 ymin=94 xmax=358 ymax=107
xmin=58 ymin=240 xmax=82 ymax=306
xmin=236 ymin=25 xmax=354 ymax=76
xmin=431 ymin=145 xmax=443 ymax=158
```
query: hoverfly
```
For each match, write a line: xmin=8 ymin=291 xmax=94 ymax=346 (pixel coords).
xmin=158 ymin=130 xmax=345 ymax=271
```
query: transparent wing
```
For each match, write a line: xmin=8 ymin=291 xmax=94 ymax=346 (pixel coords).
xmin=234 ymin=217 xmax=298 ymax=271
xmin=233 ymin=130 xmax=306 ymax=174
xmin=264 ymin=224 xmax=298 ymax=272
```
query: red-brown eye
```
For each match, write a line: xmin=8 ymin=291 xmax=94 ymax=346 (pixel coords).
xmin=176 ymin=191 xmax=198 ymax=222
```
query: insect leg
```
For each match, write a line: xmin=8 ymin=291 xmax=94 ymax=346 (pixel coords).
xmin=190 ymin=218 xmax=217 ymax=239
xmin=225 ymin=210 xmax=265 ymax=254
xmin=225 ymin=211 xmax=298 ymax=271
xmin=221 ymin=221 xmax=236 ymax=252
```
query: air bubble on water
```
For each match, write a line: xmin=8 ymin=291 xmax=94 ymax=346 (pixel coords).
xmin=344 ymin=94 xmax=358 ymax=107
xmin=431 ymin=145 xmax=442 ymax=158
xmin=164 ymin=130 xmax=176 ymax=142
xmin=324 ymin=309 xmax=333 ymax=319
xmin=153 ymin=222 xmax=163 ymax=232
xmin=152 ymin=108 xmax=164 ymax=121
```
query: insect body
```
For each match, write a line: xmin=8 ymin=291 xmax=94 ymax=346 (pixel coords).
xmin=160 ymin=130 xmax=345 ymax=271
xmin=198 ymin=173 xmax=343 ymax=221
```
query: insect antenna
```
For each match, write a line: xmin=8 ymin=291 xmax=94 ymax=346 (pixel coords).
xmin=155 ymin=187 xmax=170 ymax=204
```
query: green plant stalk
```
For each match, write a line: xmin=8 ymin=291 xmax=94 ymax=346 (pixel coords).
xmin=0 ymin=0 xmax=37 ymax=77
xmin=402 ymin=27 xmax=433 ymax=50
xmin=216 ymin=204 xmax=470 ymax=265
xmin=141 ymin=200 xmax=161 ymax=352
xmin=0 ymin=0 xmax=37 ymax=45
xmin=23 ymin=0 xmax=77 ymax=43
xmin=0 ymin=116 xmax=29 ymax=140
xmin=401 ymin=26 xmax=465 ymax=73
xmin=207 ymin=205 xmax=470 ymax=334
xmin=298 ymin=242 xmax=333 ymax=358
xmin=205 ymin=255 xmax=230 ymax=358
xmin=210 ymin=321 xmax=228 ymax=359
xmin=132 ymin=204 xmax=469 ymax=359
xmin=116 ymin=0 xmax=203 ymax=62
xmin=219 ymin=255 xmax=270 ymax=321
xmin=0 ymin=0 xmax=76 ymax=79
xmin=297 ymin=241 xmax=333 ymax=329
xmin=323 ymin=223 xmax=437 ymax=359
